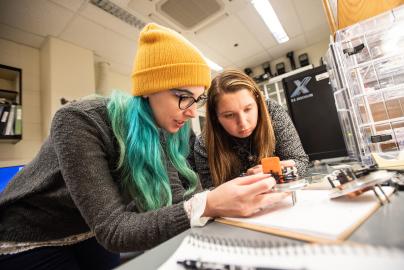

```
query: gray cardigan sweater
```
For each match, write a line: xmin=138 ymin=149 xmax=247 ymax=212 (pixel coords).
xmin=0 ymin=98 xmax=197 ymax=252
xmin=194 ymin=99 xmax=309 ymax=189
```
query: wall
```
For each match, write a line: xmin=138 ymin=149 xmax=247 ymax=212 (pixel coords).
xmin=108 ymin=70 xmax=131 ymax=94
xmin=94 ymin=62 xmax=131 ymax=96
xmin=1 ymin=37 xmax=98 ymax=167
xmin=0 ymin=35 xmax=331 ymax=165
xmin=40 ymin=37 xmax=95 ymax=137
xmin=251 ymin=38 xmax=330 ymax=77
xmin=0 ymin=38 xmax=42 ymax=166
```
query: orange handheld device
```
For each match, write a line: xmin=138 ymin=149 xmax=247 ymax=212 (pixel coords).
xmin=261 ymin=157 xmax=299 ymax=184
xmin=261 ymin=157 xmax=281 ymax=175
xmin=261 ymin=157 xmax=304 ymax=205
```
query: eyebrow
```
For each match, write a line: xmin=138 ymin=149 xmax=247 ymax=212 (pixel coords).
xmin=218 ymin=103 xmax=254 ymax=115
xmin=219 ymin=111 xmax=233 ymax=116
xmin=171 ymin=88 xmax=194 ymax=96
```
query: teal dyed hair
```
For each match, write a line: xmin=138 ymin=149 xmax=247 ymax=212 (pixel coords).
xmin=107 ymin=91 xmax=198 ymax=211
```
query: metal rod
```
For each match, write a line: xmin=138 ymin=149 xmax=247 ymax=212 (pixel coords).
xmin=376 ymin=184 xmax=391 ymax=203
xmin=327 ymin=177 xmax=336 ymax=188
xmin=291 ymin=191 xmax=297 ymax=206
xmin=372 ymin=187 xmax=384 ymax=205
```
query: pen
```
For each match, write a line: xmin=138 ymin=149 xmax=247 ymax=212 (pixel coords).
xmin=177 ymin=259 xmax=305 ymax=270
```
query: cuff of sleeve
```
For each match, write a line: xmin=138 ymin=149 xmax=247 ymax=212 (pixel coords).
xmin=183 ymin=190 xmax=212 ymax=227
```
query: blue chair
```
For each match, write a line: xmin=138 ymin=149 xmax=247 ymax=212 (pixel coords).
xmin=0 ymin=165 xmax=24 ymax=193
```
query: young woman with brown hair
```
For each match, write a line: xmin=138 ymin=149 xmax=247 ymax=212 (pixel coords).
xmin=194 ymin=69 xmax=309 ymax=188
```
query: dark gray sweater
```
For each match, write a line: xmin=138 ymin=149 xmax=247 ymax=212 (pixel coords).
xmin=194 ymin=99 xmax=309 ymax=189
xmin=0 ymin=98 xmax=197 ymax=252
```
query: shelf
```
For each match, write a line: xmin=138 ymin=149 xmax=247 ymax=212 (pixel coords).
xmin=0 ymin=64 xmax=22 ymax=143
xmin=0 ymin=135 xmax=22 ymax=143
xmin=351 ymin=83 xmax=404 ymax=100
xmin=327 ymin=6 xmax=404 ymax=165
xmin=342 ymin=50 xmax=404 ymax=71
xmin=0 ymin=89 xmax=18 ymax=102
xmin=335 ymin=6 xmax=402 ymax=45
xmin=0 ymin=89 xmax=18 ymax=94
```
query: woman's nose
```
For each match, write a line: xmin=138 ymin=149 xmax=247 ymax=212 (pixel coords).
xmin=183 ymin=104 xmax=197 ymax=118
xmin=238 ymin=114 xmax=248 ymax=127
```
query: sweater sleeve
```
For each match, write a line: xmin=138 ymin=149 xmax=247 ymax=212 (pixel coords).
xmin=268 ymin=100 xmax=310 ymax=176
xmin=50 ymin=106 xmax=190 ymax=252
xmin=193 ymin=135 xmax=214 ymax=189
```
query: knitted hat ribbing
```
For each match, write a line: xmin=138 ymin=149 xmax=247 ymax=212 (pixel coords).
xmin=132 ymin=23 xmax=211 ymax=96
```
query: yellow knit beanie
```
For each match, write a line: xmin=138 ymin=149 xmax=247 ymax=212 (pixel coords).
xmin=132 ymin=23 xmax=211 ymax=96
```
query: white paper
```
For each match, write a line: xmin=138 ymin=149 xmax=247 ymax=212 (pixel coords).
xmin=224 ymin=187 xmax=395 ymax=240
xmin=159 ymin=233 xmax=404 ymax=270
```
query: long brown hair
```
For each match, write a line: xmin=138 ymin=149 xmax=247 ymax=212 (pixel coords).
xmin=202 ymin=69 xmax=276 ymax=186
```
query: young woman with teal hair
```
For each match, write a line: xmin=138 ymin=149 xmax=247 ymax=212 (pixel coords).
xmin=0 ymin=24 xmax=280 ymax=269
xmin=107 ymin=91 xmax=200 ymax=211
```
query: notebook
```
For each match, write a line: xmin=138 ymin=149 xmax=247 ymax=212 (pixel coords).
xmin=159 ymin=233 xmax=404 ymax=270
xmin=217 ymin=187 xmax=395 ymax=243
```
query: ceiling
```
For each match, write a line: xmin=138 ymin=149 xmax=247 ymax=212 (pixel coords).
xmin=0 ymin=0 xmax=330 ymax=75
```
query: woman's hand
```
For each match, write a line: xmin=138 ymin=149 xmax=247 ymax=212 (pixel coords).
xmin=280 ymin=159 xmax=295 ymax=168
xmin=203 ymin=174 xmax=289 ymax=218
xmin=246 ymin=165 xmax=262 ymax=175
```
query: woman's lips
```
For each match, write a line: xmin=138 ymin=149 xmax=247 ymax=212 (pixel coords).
xmin=239 ymin=128 xmax=251 ymax=135
xmin=175 ymin=120 xmax=185 ymax=128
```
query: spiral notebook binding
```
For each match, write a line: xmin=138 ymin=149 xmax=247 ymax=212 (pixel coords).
xmin=186 ymin=233 xmax=403 ymax=257
xmin=189 ymin=233 xmax=294 ymax=248
xmin=188 ymin=233 xmax=301 ymax=256
xmin=159 ymin=233 xmax=404 ymax=269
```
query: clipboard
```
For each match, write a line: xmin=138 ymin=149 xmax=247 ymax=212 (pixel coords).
xmin=216 ymin=187 xmax=395 ymax=243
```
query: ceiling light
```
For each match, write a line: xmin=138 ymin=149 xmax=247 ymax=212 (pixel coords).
xmin=251 ymin=0 xmax=289 ymax=44
xmin=204 ymin=57 xmax=223 ymax=72
xmin=90 ymin=0 xmax=146 ymax=30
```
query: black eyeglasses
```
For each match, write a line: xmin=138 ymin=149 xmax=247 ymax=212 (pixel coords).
xmin=171 ymin=89 xmax=207 ymax=110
